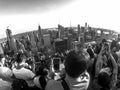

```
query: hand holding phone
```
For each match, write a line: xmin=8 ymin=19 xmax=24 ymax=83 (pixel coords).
xmin=104 ymin=43 xmax=109 ymax=51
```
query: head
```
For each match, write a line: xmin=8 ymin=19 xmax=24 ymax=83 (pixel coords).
xmin=65 ymin=50 xmax=90 ymax=89
xmin=35 ymin=64 xmax=48 ymax=76
xmin=16 ymin=52 xmax=23 ymax=64
xmin=102 ymin=39 xmax=107 ymax=44
xmin=111 ymin=40 xmax=118 ymax=52
xmin=65 ymin=51 xmax=87 ymax=78
xmin=97 ymin=72 xmax=111 ymax=89
xmin=65 ymin=50 xmax=89 ymax=78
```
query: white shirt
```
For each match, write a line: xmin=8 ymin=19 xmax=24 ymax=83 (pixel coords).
xmin=12 ymin=67 xmax=35 ymax=87
xmin=1 ymin=58 xmax=5 ymax=66
xmin=0 ymin=79 xmax=12 ymax=90
xmin=0 ymin=66 xmax=13 ymax=81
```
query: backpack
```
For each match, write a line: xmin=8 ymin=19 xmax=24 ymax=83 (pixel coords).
xmin=39 ymin=76 xmax=47 ymax=90
xmin=12 ymin=79 xmax=29 ymax=90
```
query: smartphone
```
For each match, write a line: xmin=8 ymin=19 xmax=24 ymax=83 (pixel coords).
xmin=104 ymin=43 xmax=109 ymax=51
xmin=52 ymin=57 xmax=61 ymax=72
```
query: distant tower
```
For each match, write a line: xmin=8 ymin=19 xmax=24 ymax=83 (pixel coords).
xmin=38 ymin=25 xmax=42 ymax=37
xmin=6 ymin=27 xmax=12 ymax=41
xmin=38 ymin=25 xmax=43 ymax=42
xmin=38 ymin=25 xmax=44 ymax=49
xmin=58 ymin=24 xmax=60 ymax=39
xmin=58 ymin=24 xmax=65 ymax=39
xmin=85 ymin=22 xmax=88 ymax=31
xmin=84 ymin=22 xmax=88 ymax=42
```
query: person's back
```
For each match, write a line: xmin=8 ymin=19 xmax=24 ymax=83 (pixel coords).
xmin=45 ymin=50 xmax=90 ymax=90
xmin=12 ymin=53 xmax=35 ymax=87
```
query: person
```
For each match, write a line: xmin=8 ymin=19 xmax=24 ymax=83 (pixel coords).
xmin=0 ymin=66 xmax=14 ymax=90
xmin=87 ymin=44 xmax=95 ymax=59
xmin=45 ymin=50 xmax=90 ymax=90
xmin=95 ymin=43 xmax=118 ymax=90
xmin=12 ymin=52 xmax=35 ymax=87
xmin=0 ymin=66 xmax=13 ymax=81
xmin=34 ymin=64 xmax=48 ymax=90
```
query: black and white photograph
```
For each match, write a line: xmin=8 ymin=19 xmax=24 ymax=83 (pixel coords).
xmin=0 ymin=0 xmax=120 ymax=90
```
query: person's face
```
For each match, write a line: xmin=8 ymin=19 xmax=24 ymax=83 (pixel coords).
xmin=77 ymin=71 xmax=90 ymax=89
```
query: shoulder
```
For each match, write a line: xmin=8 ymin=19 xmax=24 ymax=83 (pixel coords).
xmin=0 ymin=67 xmax=13 ymax=79
xmin=45 ymin=79 xmax=64 ymax=90
xmin=13 ymin=67 xmax=35 ymax=76
xmin=21 ymin=67 xmax=35 ymax=77
xmin=0 ymin=79 xmax=12 ymax=90
xmin=21 ymin=67 xmax=33 ymax=73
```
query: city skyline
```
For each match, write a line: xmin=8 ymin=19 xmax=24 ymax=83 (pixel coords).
xmin=0 ymin=0 xmax=120 ymax=39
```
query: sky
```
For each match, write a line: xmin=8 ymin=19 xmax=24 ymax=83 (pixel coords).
xmin=0 ymin=0 xmax=120 ymax=39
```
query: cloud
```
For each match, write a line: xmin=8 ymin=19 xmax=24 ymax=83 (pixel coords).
xmin=0 ymin=0 xmax=73 ymax=15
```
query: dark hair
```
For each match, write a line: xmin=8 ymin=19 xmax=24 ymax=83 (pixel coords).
xmin=39 ymin=76 xmax=47 ymax=89
xmin=94 ymin=43 xmax=102 ymax=55
xmin=110 ymin=40 xmax=117 ymax=50
xmin=87 ymin=48 xmax=94 ymax=59
xmin=16 ymin=52 xmax=23 ymax=64
xmin=35 ymin=64 xmax=48 ymax=76
xmin=97 ymin=72 xmax=111 ymax=89
xmin=65 ymin=50 xmax=88 ymax=78
xmin=102 ymin=39 xmax=107 ymax=44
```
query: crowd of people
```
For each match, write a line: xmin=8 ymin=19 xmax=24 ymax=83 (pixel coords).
xmin=0 ymin=38 xmax=120 ymax=90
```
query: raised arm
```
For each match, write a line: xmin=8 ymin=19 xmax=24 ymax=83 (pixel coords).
xmin=108 ymin=44 xmax=118 ymax=88
xmin=95 ymin=45 xmax=104 ymax=76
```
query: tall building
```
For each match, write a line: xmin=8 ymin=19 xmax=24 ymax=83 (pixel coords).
xmin=6 ymin=28 xmax=17 ymax=52
xmin=58 ymin=24 xmax=65 ymax=39
xmin=38 ymin=25 xmax=44 ymax=45
xmin=37 ymin=25 xmax=44 ymax=50
xmin=43 ymin=34 xmax=51 ymax=47
xmin=85 ymin=22 xmax=88 ymax=31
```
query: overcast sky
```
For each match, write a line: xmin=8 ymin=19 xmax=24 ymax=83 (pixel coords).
xmin=0 ymin=0 xmax=73 ymax=15
xmin=0 ymin=0 xmax=120 ymax=39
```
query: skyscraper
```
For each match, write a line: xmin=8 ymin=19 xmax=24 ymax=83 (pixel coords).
xmin=6 ymin=28 xmax=17 ymax=52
